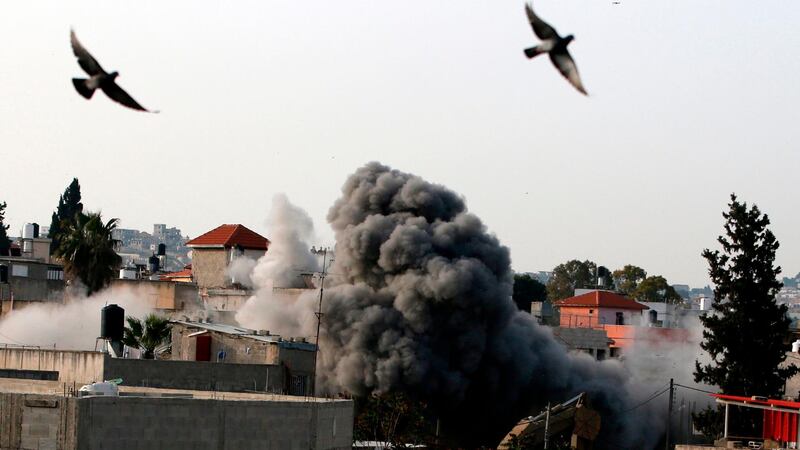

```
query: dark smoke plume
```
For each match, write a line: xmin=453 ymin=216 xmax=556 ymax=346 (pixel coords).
xmin=317 ymin=162 xmax=660 ymax=447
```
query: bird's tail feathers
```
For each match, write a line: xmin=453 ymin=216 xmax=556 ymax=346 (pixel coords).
xmin=524 ymin=46 xmax=544 ymax=59
xmin=72 ymin=78 xmax=95 ymax=99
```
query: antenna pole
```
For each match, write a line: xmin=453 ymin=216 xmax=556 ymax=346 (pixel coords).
xmin=311 ymin=248 xmax=327 ymax=396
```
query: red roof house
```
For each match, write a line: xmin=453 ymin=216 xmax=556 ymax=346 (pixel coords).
xmin=186 ymin=224 xmax=270 ymax=250
xmin=186 ymin=224 xmax=269 ymax=289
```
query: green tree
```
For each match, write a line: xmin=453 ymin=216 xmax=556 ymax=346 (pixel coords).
xmin=546 ymin=260 xmax=596 ymax=301
xmin=693 ymin=194 xmax=797 ymax=437
xmin=0 ymin=201 xmax=11 ymax=253
xmin=513 ymin=274 xmax=547 ymax=313
xmin=353 ymin=392 xmax=435 ymax=448
xmin=48 ymin=178 xmax=83 ymax=255
xmin=122 ymin=314 xmax=172 ymax=359
xmin=612 ymin=264 xmax=647 ymax=295
xmin=632 ymin=275 xmax=682 ymax=303
xmin=54 ymin=211 xmax=121 ymax=295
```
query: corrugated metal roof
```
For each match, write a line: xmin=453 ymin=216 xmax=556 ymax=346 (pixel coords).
xmin=173 ymin=321 xmax=316 ymax=350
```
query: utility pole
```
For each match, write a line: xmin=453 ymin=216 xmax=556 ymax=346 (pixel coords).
xmin=543 ymin=402 xmax=551 ymax=449
xmin=665 ymin=378 xmax=674 ymax=450
xmin=310 ymin=248 xmax=328 ymax=396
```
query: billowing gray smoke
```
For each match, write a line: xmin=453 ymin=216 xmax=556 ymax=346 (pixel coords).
xmin=315 ymin=162 xmax=660 ymax=447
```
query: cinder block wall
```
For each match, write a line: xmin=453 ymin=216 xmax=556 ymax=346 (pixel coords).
xmin=103 ymin=356 xmax=285 ymax=393
xmin=75 ymin=396 xmax=354 ymax=450
xmin=0 ymin=393 xmax=78 ymax=450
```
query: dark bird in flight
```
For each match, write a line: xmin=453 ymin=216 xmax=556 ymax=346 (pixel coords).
xmin=523 ymin=2 xmax=587 ymax=95
xmin=70 ymin=30 xmax=158 ymax=112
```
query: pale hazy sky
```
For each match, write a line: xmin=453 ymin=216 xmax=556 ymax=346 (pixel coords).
xmin=2 ymin=1 xmax=799 ymax=287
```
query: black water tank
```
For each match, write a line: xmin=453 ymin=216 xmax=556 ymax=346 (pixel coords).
xmin=32 ymin=223 xmax=39 ymax=238
xmin=157 ymin=243 xmax=166 ymax=256
xmin=148 ymin=254 xmax=160 ymax=273
xmin=101 ymin=304 xmax=125 ymax=341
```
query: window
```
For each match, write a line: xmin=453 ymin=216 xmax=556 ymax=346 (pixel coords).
xmin=290 ymin=375 xmax=308 ymax=396
xmin=588 ymin=309 xmax=594 ymax=314
xmin=11 ymin=265 xmax=28 ymax=278
xmin=615 ymin=312 xmax=624 ymax=325
xmin=610 ymin=347 xmax=621 ymax=358
xmin=596 ymin=349 xmax=606 ymax=361
xmin=47 ymin=267 xmax=64 ymax=280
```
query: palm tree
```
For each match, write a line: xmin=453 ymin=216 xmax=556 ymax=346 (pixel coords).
xmin=122 ymin=314 xmax=172 ymax=359
xmin=54 ymin=211 xmax=122 ymax=295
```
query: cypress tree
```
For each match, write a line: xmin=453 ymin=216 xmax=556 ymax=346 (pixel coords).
xmin=48 ymin=178 xmax=83 ymax=254
xmin=0 ymin=201 xmax=11 ymax=252
xmin=693 ymin=194 xmax=797 ymax=437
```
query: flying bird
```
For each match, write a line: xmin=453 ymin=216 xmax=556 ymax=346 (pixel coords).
xmin=70 ymin=30 xmax=158 ymax=112
xmin=523 ymin=2 xmax=588 ymax=95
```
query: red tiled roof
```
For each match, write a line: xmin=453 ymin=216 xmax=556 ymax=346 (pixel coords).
xmin=185 ymin=224 xmax=270 ymax=250
xmin=555 ymin=290 xmax=649 ymax=310
xmin=160 ymin=268 xmax=193 ymax=280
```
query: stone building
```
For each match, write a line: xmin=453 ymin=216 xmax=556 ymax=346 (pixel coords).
xmin=171 ymin=320 xmax=316 ymax=395
xmin=185 ymin=224 xmax=270 ymax=290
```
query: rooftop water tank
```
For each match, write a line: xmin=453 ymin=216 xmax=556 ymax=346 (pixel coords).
xmin=792 ymin=339 xmax=800 ymax=353
xmin=79 ymin=381 xmax=119 ymax=397
xmin=148 ymin=254 xmax=160 ymax=273
xmin=101 ymin=304 xmax=125 ymax=341
xmin=119 ymin=267 xmax=137 ymax=280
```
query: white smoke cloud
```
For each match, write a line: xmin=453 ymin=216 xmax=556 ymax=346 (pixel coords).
xmin=0 ymin=285 xmax=154 ymax=350
xmin=235 ymin=193 xmax=321 ymax=337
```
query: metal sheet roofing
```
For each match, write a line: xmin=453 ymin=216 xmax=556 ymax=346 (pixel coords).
xmin=173 ymin=321 xmax=316 ymax=351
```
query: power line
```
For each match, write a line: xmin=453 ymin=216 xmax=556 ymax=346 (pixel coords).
xmin=674 ymin=383 xmax=716 ymax=395
xmin=624 ymin=385 xmax=671 ymax=413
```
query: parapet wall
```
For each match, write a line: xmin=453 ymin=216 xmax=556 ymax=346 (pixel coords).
xmin=0 ymin=391 xmax=354 ymax=450
xmin=75 ymin=396 xmax=353 ymax=450
xmin=0 ymin=348 xmax=104 ymax=385
xmin=103 ymin=356 xmax=285 ymax=393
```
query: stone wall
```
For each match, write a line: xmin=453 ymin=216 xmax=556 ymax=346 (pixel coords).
xmin=192 ymin=248 xmax=229 ymax=289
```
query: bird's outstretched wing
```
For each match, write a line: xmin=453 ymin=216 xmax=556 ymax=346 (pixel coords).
xmin=70 ymin=30 xmax=105 ymax=76
xmin=101 ymin=82 xmax=157 ymax=113
xmin=550 ymin=50 xmax=588 ymax=95
xmin=525 ymin=3 xmax=559 ymax=40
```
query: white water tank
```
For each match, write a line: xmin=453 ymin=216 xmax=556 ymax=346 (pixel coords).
xmin=22 ymin=223 xmax=35 ymax=239
xmin=792 ymin=339 xmax=800 ymax=353
xmin=699 ymin=297 xmax=713 ymax=311
xmin=79 ymin=381 xmax=119 ymax=397
xmin=119 ymin=267 xmax=137 ymax=280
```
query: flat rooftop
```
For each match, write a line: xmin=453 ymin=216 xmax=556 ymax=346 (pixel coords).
xmin=0 ymin=378 xmax=348 ymax=403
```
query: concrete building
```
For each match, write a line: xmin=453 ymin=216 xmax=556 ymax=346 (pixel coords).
xmin=0 ymin=379 xmax=353 ymax=450
xmin=551 ymin=327 xmax=612 ymax=361
xmin=0 ymin=229 xmax=65 ymax=316
xmin=555 ymin=290 xmax=649 ymax=328
xmin=555 ymin=290 xmax=691 ymax=355
xmin=109 ymin=278 xmax=202 ymax=313
xmin=185 ymin=224 xmax=270 ymax=290
xmin=0 ymin=344 xmax=313 ymax=396
xmin=171 ymin=321 xmax=316 ymax=396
